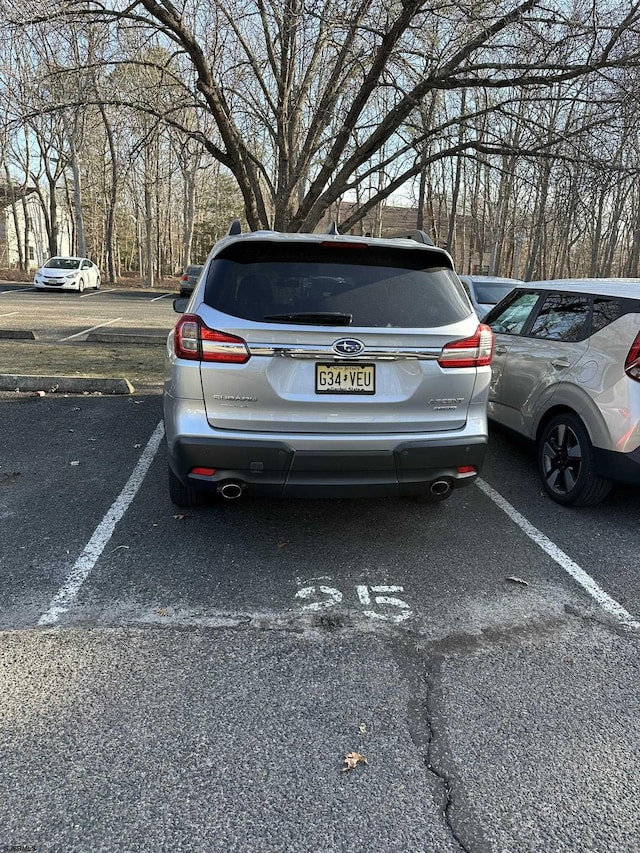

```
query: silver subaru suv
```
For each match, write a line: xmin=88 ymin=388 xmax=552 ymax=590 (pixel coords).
xmin=164 ymin=223 xmax=494 ymax=506
xmin=485 ymin=278 xmax=640 ymax=505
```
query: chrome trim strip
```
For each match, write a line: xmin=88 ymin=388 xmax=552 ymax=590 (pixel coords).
xmin=202 ymin=341 xmax=248 ymax=356
xmin=248 ymin=344 xmax=441 ymax=360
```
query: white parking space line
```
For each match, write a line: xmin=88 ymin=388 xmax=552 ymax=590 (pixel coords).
xmin=0 ymin=287 xmax=32 ymax=294
xmin=80 ymin=288 xmax=117 ymax=298
xmin=151 ymin=292 xmax=174 ymax=302
xmin=58 ymin=317 xmax=123 ymax=342
xmin=38 ymin=420 xmax=165 ymax=627
xmin=0 ymin=311 xmax=19 ymax=317
xmin=476 ymin=478 xmax=640 ymax=630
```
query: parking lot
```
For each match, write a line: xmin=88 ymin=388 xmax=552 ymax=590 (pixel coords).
xmin=1 ymin=282 xmax=639 ymax=851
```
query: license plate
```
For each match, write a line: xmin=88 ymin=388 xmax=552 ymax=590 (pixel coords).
xmin=315 ymin=363 xmax=375 ymax=394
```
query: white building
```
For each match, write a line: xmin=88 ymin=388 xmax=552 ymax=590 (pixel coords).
xmin=0 ymin=186 xmax=71 ymax=270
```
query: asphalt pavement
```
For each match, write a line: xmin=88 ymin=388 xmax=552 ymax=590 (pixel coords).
xmin=0 ymin=283 xmax=639 ymax=852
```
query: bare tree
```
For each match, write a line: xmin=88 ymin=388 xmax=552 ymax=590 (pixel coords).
xmin=6 ymin=0 xmax=640 ymax=233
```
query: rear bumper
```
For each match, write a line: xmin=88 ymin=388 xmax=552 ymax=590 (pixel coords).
xmin=594 ymin=445 xmax=640 ymax=486
xmin=167 ymin=433 xmax=487 ymax=498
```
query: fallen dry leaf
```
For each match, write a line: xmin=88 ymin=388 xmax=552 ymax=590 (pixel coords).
xmin=173 ymin=514 xmax=187 ymax=520
xmin=277 ymin=541 xmax=289 ymax=548
xmin=70 ymin=460 xmax=80 ymax=466
xmin=506 ymin=576 xmax=529 ymax=586
xmin=359 ymin=723 xmax=368 ymax=734
xmin=342 ymin=752 xmax=368 ymax=772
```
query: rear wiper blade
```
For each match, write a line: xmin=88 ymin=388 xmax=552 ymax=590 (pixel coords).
xmin=263 ymin=312 xmax=353 ymax=325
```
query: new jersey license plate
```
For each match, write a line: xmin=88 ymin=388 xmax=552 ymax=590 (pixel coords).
xmin=315 ymin=363 xmax=375 ymax=394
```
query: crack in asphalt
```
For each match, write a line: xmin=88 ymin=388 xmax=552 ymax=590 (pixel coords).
xmin=414 ymin=684 xmax=472 ymax=853
xmin=388 ymin=636 xmax=479 ymax=853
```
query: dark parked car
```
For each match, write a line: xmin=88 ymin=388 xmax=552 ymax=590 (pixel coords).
xmin=179 ymin=264 xmax=203 ymax=297
xmin=458 ymin=275 xmax=523 ymax=319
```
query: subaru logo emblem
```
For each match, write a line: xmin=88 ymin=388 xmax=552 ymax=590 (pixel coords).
xmin=333 ymin=338 xmax=365 ymax=356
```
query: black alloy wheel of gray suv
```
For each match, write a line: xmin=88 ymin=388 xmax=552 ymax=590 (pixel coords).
xmin=164 ymin=222 xmax=494 ymax=506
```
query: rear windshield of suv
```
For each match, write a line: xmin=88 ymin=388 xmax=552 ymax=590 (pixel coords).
xmin=203 ymin=241 xmax=471 ymax=327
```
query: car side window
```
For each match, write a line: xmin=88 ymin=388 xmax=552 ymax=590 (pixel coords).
xmin=488 ymin=291 xmax=540 ymax=335
xmin=81 ymin=260 xmax=91 ymax=269
xmin=529 ymin=293 xmax=591 ymax=342
xmin=591 ymin=298 xmax=621 ymax=333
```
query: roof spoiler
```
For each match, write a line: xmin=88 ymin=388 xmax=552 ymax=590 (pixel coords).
xmin=386 ymin=229 xmax=435 ymax=246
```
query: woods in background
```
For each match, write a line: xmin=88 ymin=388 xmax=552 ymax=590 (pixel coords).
xmin=1 ymin=0 xmax=640 ymax=283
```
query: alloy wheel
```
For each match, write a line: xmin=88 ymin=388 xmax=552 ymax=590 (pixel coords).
xmin=541 ymin=421 xmax=582 ymax=497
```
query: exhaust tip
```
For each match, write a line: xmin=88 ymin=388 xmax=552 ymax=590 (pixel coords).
xmin=219 ymin=482 xmax=244 ymax=500
xmin=430 ymin=479 xmax=452 ymax=497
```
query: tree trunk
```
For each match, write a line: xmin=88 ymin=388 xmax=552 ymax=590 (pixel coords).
xmin=47 ymin=176 xmax=59 ymax=257
xmin=65 ymin=120 xmax=86 ymax=257
xmin=144 ymin=180 xmax=154 ymax=287
xmin=183 ymin=170 xmax=196 ymax=268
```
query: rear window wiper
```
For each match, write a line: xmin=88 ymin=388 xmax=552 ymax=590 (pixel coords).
xmin=263 ymin=312 xmax=353 ymax=325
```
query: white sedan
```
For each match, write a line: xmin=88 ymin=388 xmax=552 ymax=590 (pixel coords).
xmin=34 ymin=257 xmax=101 ymax=293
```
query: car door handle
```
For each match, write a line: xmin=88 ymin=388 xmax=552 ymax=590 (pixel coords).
xmin=495 ymin=345 xmax=508 ymax=355
xmin=551 ymin=359 xmax=570 ymax=369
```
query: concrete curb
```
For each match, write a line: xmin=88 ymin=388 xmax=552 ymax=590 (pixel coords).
xmin=86 ymin=332 xmax=166 ymax=345
xmin=0 ymin=374 xmax=135 ymax=395
xmin=0 ymin=329 xmax=37 ymax=340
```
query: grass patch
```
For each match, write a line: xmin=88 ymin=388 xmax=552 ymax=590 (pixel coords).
xmin=0 ymin=340 xmax=165 ymax=386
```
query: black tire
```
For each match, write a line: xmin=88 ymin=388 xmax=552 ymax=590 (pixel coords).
xmin=537 ymin=413 xmax=612 ymax=506
xmin=168 ymin=466 xmax=209 ymax=507
xmin=95 ymin=276 xmax=101 ymax=290
xmin=78 ymin=278 xmax=85 ymax=293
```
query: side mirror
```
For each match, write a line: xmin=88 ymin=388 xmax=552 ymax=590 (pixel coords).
xmin=173 ymin=297 xmax=188 ymax=314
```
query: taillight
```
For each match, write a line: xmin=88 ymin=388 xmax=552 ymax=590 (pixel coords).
xmin=438 ymin=324 xmax=494 ymax=368
xmin=625 ymin=332 xmax=640 ymax=381
xmin=174 ymin=314 xmax=250 ymax=363
xmin=181 ymin=274 xmax=189 ymax=281
xmin=174 ymin=316 xmax=200 ymax=359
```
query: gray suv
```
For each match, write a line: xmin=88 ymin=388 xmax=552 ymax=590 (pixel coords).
xmin=486 ymin=278 xmax=640 ymax=505
xmin=164 ymin=224 xmax=494 ymax=506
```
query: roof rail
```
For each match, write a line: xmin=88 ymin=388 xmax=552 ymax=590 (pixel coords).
xmin=386 ymin=229 xmax=435 ymax=246
xmin=325 ymin=222 xmax=340 ymax=235
xmin=228 ymin=219 xmax=242 ymax=236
